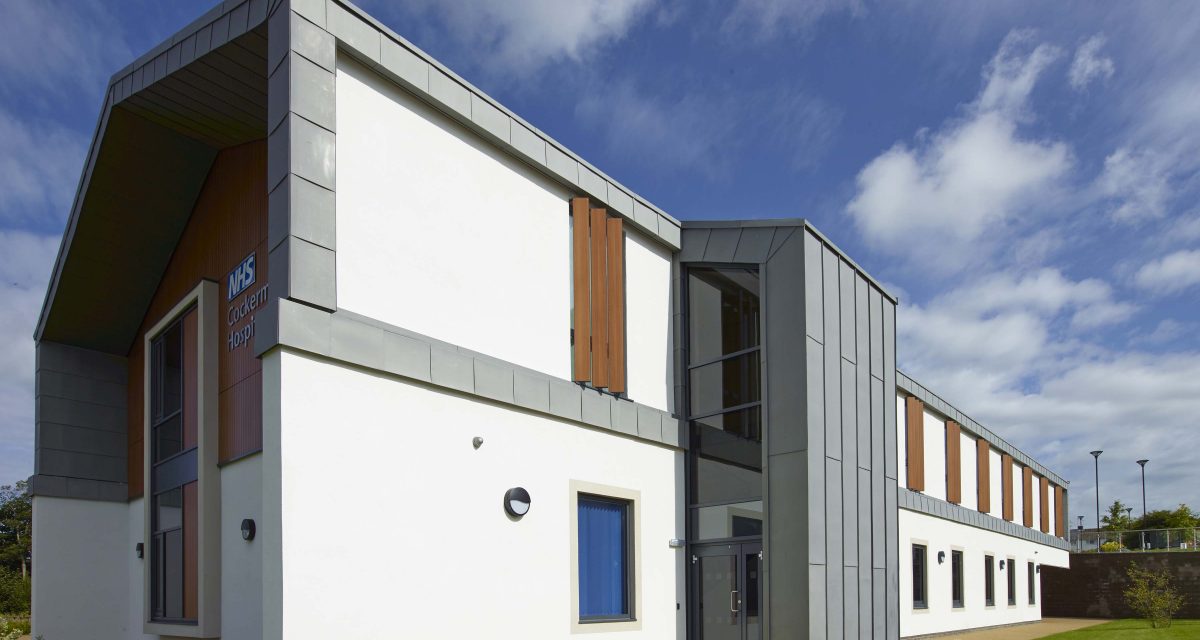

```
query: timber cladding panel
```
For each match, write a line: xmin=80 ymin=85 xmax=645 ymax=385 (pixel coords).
xmin=1022 ymin=466 xmax=1034 ymax=528
xmin=945 ymin=419 xmax=961 ymax=504
xmin=976 ymin=438 xmax=991 ymax=513
xmin=905 ymin=396 xmax=925 ymax=491
xmin=1054 ymin=485 xmax=1065 ymax=537
xmin=570 ymin=197 xmax=626 ymax=394
xmin=1001 ymin=454 xmax=1014 ymax=521
xmin=127 ymin=140 xmax=267 ymax=498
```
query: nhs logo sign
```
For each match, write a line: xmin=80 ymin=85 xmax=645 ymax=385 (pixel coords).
xmin=227 ymin=252 xmax=256 ymax=301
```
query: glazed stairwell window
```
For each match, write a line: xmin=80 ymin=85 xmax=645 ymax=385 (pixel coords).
xmin=150 ymin=310 xmax=198 ymax=622
xmin=570 ymin=197 xmax=626 ymax=394
xmin=142 ymin=280 xmax=220 ymax=637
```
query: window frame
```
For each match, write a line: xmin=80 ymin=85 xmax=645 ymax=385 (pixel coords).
xmin=984 ymin=555 xmax=995 ymax=607
xmin=1028 ymin=562 xmax=1036 ymax=605
xmin=950 ymin=549 xmax=964 ymax=609
xmin=142 ymin=280 xmax=221 ymax=638
xmin=912 ymin=544 xmax=928 ymax=610
xmin=569 ymin=481 xmax=641 ymax=633
xmin=1007 ymin=556 xmax=1017 ymax=606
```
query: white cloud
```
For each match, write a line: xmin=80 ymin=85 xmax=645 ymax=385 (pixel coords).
xmin=0 ymin=0 xmax=131 ymax=98
xmin=1095 ymin=147 xmax=1172 ymax=224
xmin=0 ymin=107 xmax=86 ymax=223
xmin=846 ymin=30 xmax=1071 ymax=272
xmin=722 ymin=0 xmax=863 ymax=41
xmin=0 ymin=230 xmax=61 ymax=486
xmin=1068 ymin=34 xmax=1115 ymax=91
xmin=394 ymin=0 xmax=654 ymax=75
xmin=1133 ymin=249 xmax=1200 ymax=295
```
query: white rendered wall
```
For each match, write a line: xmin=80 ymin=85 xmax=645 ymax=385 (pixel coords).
xmin=1011 ymin=465 xmax=1024 ymax=524
xmin=988 ymin=450 xmax=1003 ymax=518
xmin=622 ymin=229 xmax=673 ymax=412
xmin=336 ymin=57 xmax=572 ymax=379
xmin=1046 ymin=486 xmax=1056 ymax=534
xmin=923 ymin=409 xmax=947 ymax=501
xmin=899 ymin=509 xmax=1068 ymax=638
xmin=897 ymin=393 xmax=908 ymax=489
xmin=276 ymin=351 xmax=684 ymax=638
xmin=33 ymin=496 xmax=134 ymax=640
xmin=1031 ymin=475 xmax=1042 ymax=532
xmin=221 ymin=455 xmax=263 ymax=640
xmin=960 ymin=431 xmax=978 ymax=511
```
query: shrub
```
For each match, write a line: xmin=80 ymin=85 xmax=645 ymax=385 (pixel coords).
xmin=0 ymin=616 xmax=24 ymax=640
xmin=0 ymin=568 xmax=29 ymax=615
xmin=1124 ymin=562 xmax=1185 ymax=628
xmin=1100 ymin=540 xmax=1124 ymax=552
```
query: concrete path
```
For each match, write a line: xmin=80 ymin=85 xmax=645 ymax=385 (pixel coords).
xmin=933 ymin=618 xmax=1106 ymax=639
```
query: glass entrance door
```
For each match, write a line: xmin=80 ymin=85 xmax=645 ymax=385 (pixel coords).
xmin=692 ymin=542 xmax=762 ymax=640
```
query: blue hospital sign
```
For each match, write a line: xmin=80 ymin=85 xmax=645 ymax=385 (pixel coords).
xmin=227 ymin=252 xmax=256 ymax=301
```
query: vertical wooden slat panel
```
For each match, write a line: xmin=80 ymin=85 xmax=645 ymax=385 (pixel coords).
xmin=1022 ymin=466 xmax=1034 ymax=528
xmin=1002 ymin=454 xmax=1014 ymax=521
xmin=1040 ymin=476 xmax=1050 ymax=533
xmin=570 ymin=197 xmax=591 ymax=382
xmin=976 ymin=438 xmax=990 ymax=513
xmin=905 ymin=396 xmax=925 ymax=492
xmin=945 ymin=420 xmax=961 ymax=504
xmin=606 ymin=216 xmax=625 ymax=394
xmin=589 ymin=207 xmax=610 ymax=389
xmin=1055 ymin=485 xmax=1065 ymax=537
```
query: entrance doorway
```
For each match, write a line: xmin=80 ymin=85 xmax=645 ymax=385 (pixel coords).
xmin=692 ymin=541 xmax=762 ymax=640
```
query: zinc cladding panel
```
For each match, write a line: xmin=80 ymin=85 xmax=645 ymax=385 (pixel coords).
xmin=823 ymin=248 xmax=841 ymax=461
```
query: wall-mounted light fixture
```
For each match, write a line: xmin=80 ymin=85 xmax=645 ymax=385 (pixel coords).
xmin=1036 ymin=565 xmax=1041 ymax=574
xmin=999 ymin=560 xmax=1006 ymax=570
xmin=669 ymin=539 xmax=685 ymax=548
xmin=473 ymin=437 xmax=484 ymax=449
xmin=504 ymin=487 xmax=531 ymax=518
xmin=241 ymin=518 xmax=256 ymax=541
xmin=937 ymin=551 xmax=946 ymax=564
xmin=136 ymin=542 xmax=144 ymax=559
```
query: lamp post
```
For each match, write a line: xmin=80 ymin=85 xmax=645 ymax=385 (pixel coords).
xmin=1137 ymin=459 xmax=1149 ymax=519
xmin=1125 ymin=507 xmax=1133 ymax=530
xmin=1090 ymin=450 xmax=1103 ymax=530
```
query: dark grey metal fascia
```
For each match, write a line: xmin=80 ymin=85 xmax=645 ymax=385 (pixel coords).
xmin=898 ymin=487 xmax=1070 ymax=551
xmin=897 ymin=371 xmax=1067 ymax=488
xmin=254 ymin=300 xmax=684 ymax=450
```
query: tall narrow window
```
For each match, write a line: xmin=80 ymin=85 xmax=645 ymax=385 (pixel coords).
xmin=570 ymin=197 xmax=625 ymax=393
xmin=951 ymin=550 xmax=964 ymax=608
xmin=578 ymin=495 xmax=633 ymax=621
xmin=1007 ymin=557 xmax=1016 ymax=605
xmin=686 ymin=267 xmax=763 ymax=541
xmin=912 ymin=544 xmax=928 ymax=609
xmin=984 ymin=555 xmax=995 ymax=606
xmin=1028 ymin=562 xmax=1036 ymax=605
xmin=150 ymin=309 xmax=198 ymax=623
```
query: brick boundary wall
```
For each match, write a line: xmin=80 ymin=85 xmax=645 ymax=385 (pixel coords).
xmin=1042 ymin=552 xmax=1200 ymax=618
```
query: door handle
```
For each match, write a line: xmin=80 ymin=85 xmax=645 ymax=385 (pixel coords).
xmin=730 ymin=589 xmax=740 ymax=613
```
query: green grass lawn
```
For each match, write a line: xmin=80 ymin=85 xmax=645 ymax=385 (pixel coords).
xmin=1042 ymin=619 xmax=1200 ymax=639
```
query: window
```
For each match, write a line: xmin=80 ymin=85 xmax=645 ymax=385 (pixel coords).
xmin=951 ymin=550 xmax=964 ymax=608
xmin=150 ymin=310 xmax=198 ymax=623
xmin=1028 ymin=562 xmax=1036 ymax=605
xmin=984 ymin=555 xmax=995 ymax=606
xmin=912 ymin=544 xmax=928 ymax=609
xmin=578 ymin=495 xmax=633 ymax=621
xmin=1007 ymin=557 xmax=1016 ymax=605
xmin=570 ymin=197 xmax=626 ymax=393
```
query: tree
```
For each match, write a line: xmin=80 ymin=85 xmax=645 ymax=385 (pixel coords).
xmin=1134 ymin=504 xmax=1199 ymax=531
xmin=1125 ymin=563 xmax=1184 ymax=628
xmin=0 ymin=482 xmax=30 ymax=580
xmin=1102 ymin=499 xmax=1133 ymax=531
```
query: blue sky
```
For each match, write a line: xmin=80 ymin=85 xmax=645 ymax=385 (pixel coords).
xmin=1 ymin=0 xmax=1197 ymax=524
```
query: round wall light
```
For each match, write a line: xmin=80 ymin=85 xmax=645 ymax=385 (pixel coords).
xmin=241 ymin=518 xmax=256 ymax=541
xmin=135 ymin=542 xmax=144 ymax=559
xmin=504 ymin=487 xmax=531 ymax=518
xmin=937 ymin=551 xmax=946 ymax=564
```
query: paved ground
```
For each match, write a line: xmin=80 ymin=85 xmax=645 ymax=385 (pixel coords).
xmin=936 ymin=618 xmax=1107 ymax=639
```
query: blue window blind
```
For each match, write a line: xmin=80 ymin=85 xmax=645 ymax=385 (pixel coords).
xmin=578 ymin=496 xmax=629 ymax=619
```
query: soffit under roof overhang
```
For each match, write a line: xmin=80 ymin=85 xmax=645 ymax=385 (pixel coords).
xmin=36 ymin=2 xmax=270 ymax=355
